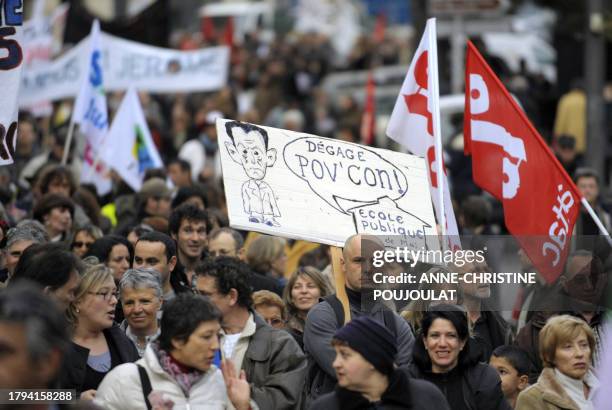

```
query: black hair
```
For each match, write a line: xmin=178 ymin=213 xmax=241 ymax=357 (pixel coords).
xmin=194 ymin=257 xmax=253 ymax=308
xmin=85 ymin=235 xmax=134 ymax=265
xmin=137 ymin=231 xmax=176 ymax=261
xmin=11 ymin=243 xmax=80 ymax=291
xmin=225 ymin=120 xmax=269 ymax=150
xmin=574 ymin=167 xmax=600 ymax=185
xmin=0 ymin=281 xmax=70 ymax=366
xmin=491 ymin=345 xmax=530 ymax=376
xmin=171 ymin=185 xmax=209 ymax=209
xmin=169 ymin=158 xmax=191 ymax=173
xmin=412 ymin=304 xmax=479 ymax=371
xmin=169 ymin=203 xmax=209 ymax=236
xmin=461 ymin=195 xmax=492 ymax=228
xmin=32 ymin=193 xmax=75 ymax=222
xmin=158 ymin=293 xmax=221 ymax=352
xmin=37 ymin=165 xmax=76 ymax=196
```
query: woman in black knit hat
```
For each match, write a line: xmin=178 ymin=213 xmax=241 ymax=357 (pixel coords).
xmin=309 ymin=316 xmax=450 ymax=410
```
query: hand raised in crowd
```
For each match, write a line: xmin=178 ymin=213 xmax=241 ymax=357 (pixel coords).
xmin=80 ymin=389 xmax=96 ymax=401
xmin=221 ymin=359 xmax=251 ymax=410
xmin=148 ymin=391 xmax=175 ymax=410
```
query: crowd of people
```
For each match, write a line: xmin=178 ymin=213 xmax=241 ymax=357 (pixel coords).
xmin=0 ymin=7 xmax=610 ymax=409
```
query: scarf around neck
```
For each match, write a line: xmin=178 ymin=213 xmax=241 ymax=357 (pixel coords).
xmin=152 ymin=341 xmax=205 ymax=396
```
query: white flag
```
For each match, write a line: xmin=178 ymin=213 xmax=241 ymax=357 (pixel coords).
xmin=71 ymin=20 xmax=111 ymax=195
xmin=99 ymin=88 xmax=163 ymax=191
xmin=0 ymin=8 xmax=24 ymax=166
xmin=386 ymin=18 xmax=461 ymax=251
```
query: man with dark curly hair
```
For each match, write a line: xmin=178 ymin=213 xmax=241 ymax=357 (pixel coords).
xmin=193 ymin=257 xmax=307 ymax=409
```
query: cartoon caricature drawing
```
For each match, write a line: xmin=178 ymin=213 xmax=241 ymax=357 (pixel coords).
xmin=224 ymin=121 xmax=281 ymax=226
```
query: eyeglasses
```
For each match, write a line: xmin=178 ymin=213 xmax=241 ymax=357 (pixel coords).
xmin=192 ymin=288 xmax=215 ymax=298
xmin=89 ymin=289 xmax=119 ymax=302
xmin=266 ymin=318 xmax=285 ymax=327
xmin=73 ymin=241 xmax=94 ymax=249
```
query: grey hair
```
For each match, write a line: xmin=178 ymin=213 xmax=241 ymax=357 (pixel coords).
xmin=119 ymin=268 xmax=163 ymax=299
xmin=6 ymin=219 xmax=49 ymax=248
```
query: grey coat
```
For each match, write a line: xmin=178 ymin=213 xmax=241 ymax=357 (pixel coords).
xmin=242 ymin=313 xmax=308 ymax=410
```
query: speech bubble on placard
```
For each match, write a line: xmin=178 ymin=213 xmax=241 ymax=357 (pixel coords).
xmin=283 ymin=137 xmax=408 ymax=214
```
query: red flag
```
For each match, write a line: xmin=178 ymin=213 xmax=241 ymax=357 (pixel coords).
xmin=201 ymin=15 xmax=216 ymax=43
xmin=360 ymin=72 xmax=376 ymax=145
xmin=464 ymin=41 xmax=581 ymax=283
xmin=373 ymin=13 xmax=387 ymax=43
xmin=223 ymin=16 xmax=234 ymax=47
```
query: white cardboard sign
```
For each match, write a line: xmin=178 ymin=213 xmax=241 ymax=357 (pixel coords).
xmin=218 ymin=119 xmax=440 ymax=249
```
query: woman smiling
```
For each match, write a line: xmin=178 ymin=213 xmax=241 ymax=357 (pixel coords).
xmin=405 ymin=305 xmax=510 ymax=410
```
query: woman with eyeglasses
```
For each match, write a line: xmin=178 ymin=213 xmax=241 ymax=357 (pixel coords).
xmin=252 ymin=290 xmax=287 ymax=329
xmin=70 ymin=224 xmax=103 ymax=259
xmin=60 ymin=264 xmax=139 ymax=400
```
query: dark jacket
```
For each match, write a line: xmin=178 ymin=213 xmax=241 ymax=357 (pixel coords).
xmin=472 ymin=305 xmax=514 ymax=361
xmin=304 ymin=290 xmax=415 ymax=404
xmin=309 ymin=369 xmax=450 ymax=410
xmin=404 ymin=337 xmax=511 ymax=410
xmin=242 ymin=312 xmax=308 ymax=409
xmin=59 ymin=325 xmax=139 ymax=394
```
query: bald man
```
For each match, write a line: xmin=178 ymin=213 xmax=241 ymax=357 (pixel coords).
xmin=303 ymin=234 xmax=415 ymax=403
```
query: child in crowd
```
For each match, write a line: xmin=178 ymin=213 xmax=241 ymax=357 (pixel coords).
xmin=490 ymin=345 xmax=530 ymax=409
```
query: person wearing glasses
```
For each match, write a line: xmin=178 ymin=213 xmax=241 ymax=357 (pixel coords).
xmin=252 ymin=290 xmax=286 ymax=329
xmin=71 ymin=224 xmax=103 ymax=259
xmin=60 ymin=264 xmax=139 ymax=400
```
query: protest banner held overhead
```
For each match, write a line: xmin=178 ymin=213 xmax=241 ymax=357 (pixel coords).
xmin=0 ymin=0 xmax=24 ymax=166
xmin=19 ymin=31 xmax=230 ymax=107
xmin=218 ymin=119 xmax=439 ymax=250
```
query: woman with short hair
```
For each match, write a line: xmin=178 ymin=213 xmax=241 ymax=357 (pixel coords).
xmin=405 ymin=304 xmax=510 ymax=410
xmin=95 ymin=293 xmax=255 ymax=410
xmin=516 ymin=315 xmax=599 ymax=410
xmin=33 ymin=193 xmax=74 ymax=242
xmin=118 ymin=268 xmax=164 ymax=357
xmin=85 ymin=235 xmax=134 ymax=283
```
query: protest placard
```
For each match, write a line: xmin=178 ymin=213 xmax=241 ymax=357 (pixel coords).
xmin=0 ymin=2 xmax=24 ymax=166
xmin=218 ymin=119 xmax=439 ymax=249
xmin=19 ymin=32 xmax=230 ymax=107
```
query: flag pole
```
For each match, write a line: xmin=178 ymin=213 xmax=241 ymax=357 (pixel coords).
xmin=61 ymin=119 xmax=77 ymax=166
xmin=580 ymin=198 xmax=612 ymax=246
xmin=428 ymin=19 xmax=448 ymax=248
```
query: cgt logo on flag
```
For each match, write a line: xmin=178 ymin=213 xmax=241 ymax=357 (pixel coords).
xmin=468 ymin=73 xmax=526 ymax=199
xmin=464 ymin=41 xmax=581 ymax=283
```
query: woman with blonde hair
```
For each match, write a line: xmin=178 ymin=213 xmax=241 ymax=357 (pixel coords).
xmin=516 ymin=315 xmax=599 ymax=410
xmin=59 ymin=264 xmax=139 ymax=400
xmin=283 ymin=266 xmax=332 ymax=348
xmin=246 ymin=235 xmax=287 ymax=284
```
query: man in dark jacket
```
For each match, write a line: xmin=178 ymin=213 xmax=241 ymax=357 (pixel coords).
xmin=457 ymin=260 xmax=513 ymax=361
xmin=193 ymin=257 xmax=307 ymax=409
xmin=310 ymin=316 xmax=449 ymax=410
xmin=304 ymin=234 xmax=415 ymax=403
